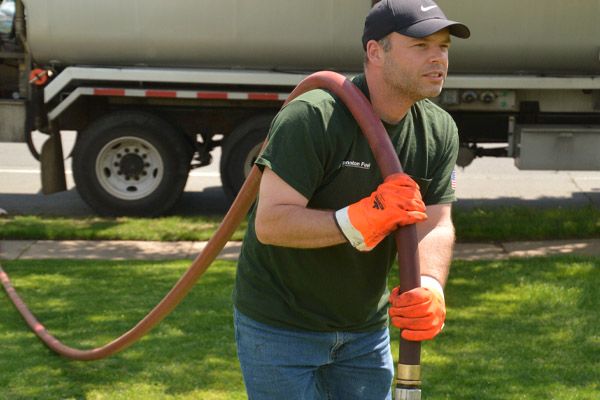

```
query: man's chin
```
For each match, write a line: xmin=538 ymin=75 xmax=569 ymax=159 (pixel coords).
xmin=422 ymin=86 xmax=444 ymax=100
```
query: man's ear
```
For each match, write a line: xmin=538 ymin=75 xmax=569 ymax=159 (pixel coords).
xmin=366 ymin=40 xmax=384 ymax=67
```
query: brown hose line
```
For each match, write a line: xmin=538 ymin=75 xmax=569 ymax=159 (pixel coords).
xmin=0 ymin=72 xmax=420 ymax=372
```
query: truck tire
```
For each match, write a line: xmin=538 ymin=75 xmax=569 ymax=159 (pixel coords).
xmin=72 ymin=111 xmax=192 ymax=216
xmin=220 ymin=114 xmax=274 ymax=202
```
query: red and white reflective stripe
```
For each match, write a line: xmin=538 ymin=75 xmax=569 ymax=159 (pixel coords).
xmin=93 ymin=88 xmax=126 ymax=96
xmin=91 ymin=88 xmax=289 ymax=101
xmin=48 ymin=86 xmax=291 ymax=121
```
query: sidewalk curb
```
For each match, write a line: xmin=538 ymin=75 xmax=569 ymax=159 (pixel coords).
xmin=2 ymin=239 xmax=599 ymax=261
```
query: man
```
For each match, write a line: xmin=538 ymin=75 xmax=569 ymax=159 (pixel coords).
xmin=232 ymin=1 xmax=470 ymax=399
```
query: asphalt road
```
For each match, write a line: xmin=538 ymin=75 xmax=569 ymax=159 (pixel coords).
xmin=1 ymin=131 xmax=599 ymax=216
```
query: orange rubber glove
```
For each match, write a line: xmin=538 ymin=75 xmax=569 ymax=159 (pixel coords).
xmin=388 ymin=277 xmax=446 ymax=341
xmin=334 ymin=173 xmax=427 ymax=251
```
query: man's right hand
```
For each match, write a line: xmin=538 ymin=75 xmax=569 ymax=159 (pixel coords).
xmin=334 ymin=173 xmax=427 ymax=251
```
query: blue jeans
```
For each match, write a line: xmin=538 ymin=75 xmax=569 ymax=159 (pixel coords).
xmin=233 ymin=307 xmax=394 ymax=400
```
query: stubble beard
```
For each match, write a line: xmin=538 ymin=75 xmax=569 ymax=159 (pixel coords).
xmin=383 ymin=59 xmax=444 ymax=103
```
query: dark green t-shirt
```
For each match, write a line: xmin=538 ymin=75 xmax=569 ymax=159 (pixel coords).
xmin=232 ymin=74 xmax=458 ymax=332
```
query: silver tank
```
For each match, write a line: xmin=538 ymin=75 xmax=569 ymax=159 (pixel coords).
xmin=24 ymin=0 xmax=600 ymax=75
xmin=436 ymin=0 xmax=600 ymax=75
xmin=23 ymin=0 xmax=370 ymax=71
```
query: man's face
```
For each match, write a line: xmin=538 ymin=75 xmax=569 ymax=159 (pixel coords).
xmin=381 ymin=29 xmax=451 ymax=102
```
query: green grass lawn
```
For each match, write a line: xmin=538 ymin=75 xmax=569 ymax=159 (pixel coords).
xmin=0 ymin=215 xmax=249 ymax=242
xmin=1 ymin=256 xmax=599 ymax=399
xmin=1 ymin=205 xmax=599 ymax=242
xmin=1 ymin=259 xmax=244 ymax=400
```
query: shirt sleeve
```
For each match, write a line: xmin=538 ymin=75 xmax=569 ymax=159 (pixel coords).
xmin=255 ymin=98 xmax=328 ymax=200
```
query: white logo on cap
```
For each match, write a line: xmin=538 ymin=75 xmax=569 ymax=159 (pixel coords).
xmin=421 ymin=5 xmax=438 ymax=11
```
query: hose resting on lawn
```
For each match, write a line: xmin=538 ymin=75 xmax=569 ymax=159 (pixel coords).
xmin=0 ymin=72 xmax=421 ymax=371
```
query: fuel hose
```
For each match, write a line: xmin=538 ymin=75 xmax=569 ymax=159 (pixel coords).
xmin=0 ymin=71 xmax=422 ymax=390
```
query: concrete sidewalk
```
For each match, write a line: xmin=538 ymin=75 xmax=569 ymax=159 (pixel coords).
xmin=2 ymin=239 xmax=599 ymax=261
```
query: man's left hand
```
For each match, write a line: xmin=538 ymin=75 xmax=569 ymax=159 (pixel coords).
xmin=388 ymin=286 xmax=445 ymax=341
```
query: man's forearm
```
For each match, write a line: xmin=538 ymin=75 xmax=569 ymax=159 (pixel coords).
xmin=256 ymin=204 xmax=347 ymax=248
xmin=254 ymin=168 xmax=347 ymax=248
xmin=418 ymin=224 xmax=455 ymax=288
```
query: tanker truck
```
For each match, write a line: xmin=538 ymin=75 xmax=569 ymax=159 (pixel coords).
xmin=1 ymin=0 xmax=599 ymax=216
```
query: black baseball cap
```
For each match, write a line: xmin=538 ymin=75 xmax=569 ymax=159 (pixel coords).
xmin=362 ymin=0 xmax=470 ymax=50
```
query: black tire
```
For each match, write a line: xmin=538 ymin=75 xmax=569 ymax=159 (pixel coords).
xmin=72 ymin=111 xmax=192 ymax=216
xmin=220 ymin=114 xmax=274 ymax=202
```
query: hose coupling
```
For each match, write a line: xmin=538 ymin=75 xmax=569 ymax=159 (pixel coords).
xmin=395 ymin=363 xmax=421 ymax=386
